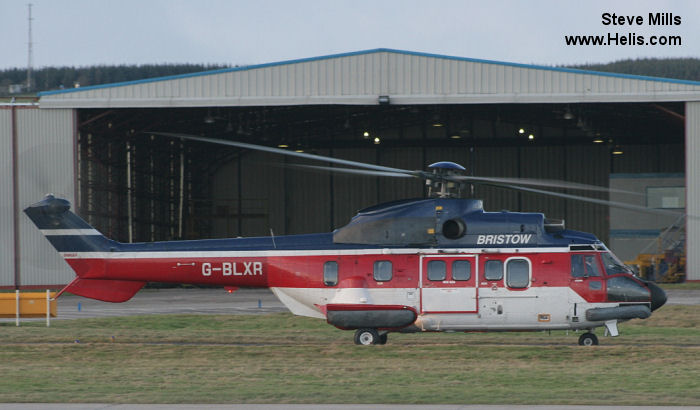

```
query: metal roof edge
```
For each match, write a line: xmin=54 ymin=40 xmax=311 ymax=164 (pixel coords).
xmin=37 ymin=48 xmax=700 ymax=97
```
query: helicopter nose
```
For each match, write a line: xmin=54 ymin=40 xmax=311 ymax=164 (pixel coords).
xmin=647 ymin=281 xmax=667 ymax=311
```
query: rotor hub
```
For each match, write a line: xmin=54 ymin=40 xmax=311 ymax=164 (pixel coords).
xmin=426 ymin=161 xmax=467 ymax=198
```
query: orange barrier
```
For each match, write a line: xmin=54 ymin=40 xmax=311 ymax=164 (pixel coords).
xmin=0 ymin=291 xmax=57 ymax=320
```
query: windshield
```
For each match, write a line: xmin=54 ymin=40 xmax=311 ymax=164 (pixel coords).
xmin=600 ymin=252 xmax=633 ymax=275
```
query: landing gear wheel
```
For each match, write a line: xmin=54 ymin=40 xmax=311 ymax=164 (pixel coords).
xmin=578 ymin=332 xmax=599 ymax=346
xmin=354 ymin=328 xmax=379 ymax=345
xmin=377 ymin=333 xmax=388 ymax=345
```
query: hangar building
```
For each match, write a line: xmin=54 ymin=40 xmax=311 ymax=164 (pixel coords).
xmin=2 ymin=48 xmax=700 ymax=287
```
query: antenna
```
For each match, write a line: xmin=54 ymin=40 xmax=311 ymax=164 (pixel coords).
xmin=269 ymin=228 xmax=276 ymax=249
xmin=26 ymin=3 xmax=33 ymax=92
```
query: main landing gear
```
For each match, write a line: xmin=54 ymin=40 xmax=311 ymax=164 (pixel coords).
xmin=578 ymin=332 xmax=599 ymax=346
xmin=354 ymin=328 xmax=388 ymax=345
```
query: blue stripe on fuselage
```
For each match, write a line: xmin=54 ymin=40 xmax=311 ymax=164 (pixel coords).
xmin=46 ymin=229 xmax=599 ymax=253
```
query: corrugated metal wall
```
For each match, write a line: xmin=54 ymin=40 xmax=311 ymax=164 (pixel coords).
xmin=0 ymin=107 xmax=76 ymax=287
xmin=0 ymin=108 xmax=15 ymax=287
xmin=17 ymin=107 xmax=76 ymax=286
xmin=686 ymin=102 xmax=700 ymax=281
xmin=40 ymin=50 xmax=700 ymax=108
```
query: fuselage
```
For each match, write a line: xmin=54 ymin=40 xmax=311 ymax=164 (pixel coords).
xmin=60 ymin=233 xmax=662 ymax=332
xmin=26 ymin=195 xmax=666 ymax=339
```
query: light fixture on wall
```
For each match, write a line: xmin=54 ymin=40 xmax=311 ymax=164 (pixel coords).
xmin=431 ymin=113 xmax=443 ymax=127
xmin=203 ymin=109 xmax=215 ymax=124
xmin=563 ymin=106 xmax=574 ymax=120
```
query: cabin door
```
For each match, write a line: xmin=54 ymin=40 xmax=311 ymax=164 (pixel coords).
xmin=420 ymin=255 xmax=478 ymax=313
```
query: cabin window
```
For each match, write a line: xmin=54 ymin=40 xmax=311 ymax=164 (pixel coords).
xmin=452 ymin=260 xmax=471 ymax=281
xmin=571 ymin=254 xmax=602 ymax=277
xmin=427 ymin=260 xmax=446 ymax=281
xmin=373 ymin=260 xmax=393 ymax=281
xmin=484 ymin=260 xmax=503 ymax=281
xmin=506 ymin=259 xmax=530 ymax=288
xmin=323 ymin=261 xmax=338 ymax=286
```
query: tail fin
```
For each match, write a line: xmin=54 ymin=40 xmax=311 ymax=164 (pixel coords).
xmin=24 ymin=195 xmax=115 ymax=255
xmin=24 ymin=195 xmax=145 ymax=302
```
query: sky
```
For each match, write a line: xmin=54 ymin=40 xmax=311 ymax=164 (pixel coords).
xmin=0 ymin=0 xmax=698 ymax=70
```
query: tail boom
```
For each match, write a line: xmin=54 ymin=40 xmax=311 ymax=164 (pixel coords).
xmin=25 ymin=195 xmax=268 ymax=302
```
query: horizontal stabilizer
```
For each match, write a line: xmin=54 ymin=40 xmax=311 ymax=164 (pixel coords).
xmin=57 ymin=277 xmax=146 ymax=303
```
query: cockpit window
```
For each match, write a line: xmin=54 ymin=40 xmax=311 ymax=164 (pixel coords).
xmin=607 ymin=276 xmax=649 ymax=302
xmin=601 ymin=252 xmax=633 ymax=275
xmin=571 ymin=254 xmax=601 ymax=277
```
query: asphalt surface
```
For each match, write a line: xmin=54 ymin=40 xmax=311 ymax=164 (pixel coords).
xmin=55 ymin=288 xmax=286 ymax=319
xmin=664 ymin=289 xmax=700 ymax=306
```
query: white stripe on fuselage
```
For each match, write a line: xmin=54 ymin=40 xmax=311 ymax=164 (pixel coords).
xmin=59 ymin=246 xmax=574 ymax=259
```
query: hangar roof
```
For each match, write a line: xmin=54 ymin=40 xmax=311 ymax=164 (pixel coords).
xmin=38 ymin=48 xmax=700 ymax=108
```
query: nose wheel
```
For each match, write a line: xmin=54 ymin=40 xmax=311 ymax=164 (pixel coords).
xmin=578 ymin=332 xmax=599 ymax=346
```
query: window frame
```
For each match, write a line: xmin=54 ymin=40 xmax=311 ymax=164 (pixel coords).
xmin=427 ymin=260 xmax=447 ymax=281
xmin=373 ymin=260 xmax=393 ymax=282
xmin=323 ymin=261 xmax=338 ymax=286
xmin=452 ymin=260 xmax=472 ymax=281
xmin=505 ymin=257 xmax=531 ymax=289
xmin=483 ymin=259 xmax=504 ymax=281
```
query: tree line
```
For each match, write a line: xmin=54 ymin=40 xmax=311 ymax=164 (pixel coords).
xmin=569 ymin=58 xmax=700 ymax=82
xmin=0 ymin=63 xmax=230 ymax=96
xmin=2 ymin=58 xmax=700 ymax=96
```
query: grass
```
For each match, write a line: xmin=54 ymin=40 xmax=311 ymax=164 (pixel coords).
xmin=0 ymin=306 xmax=699 ymax=405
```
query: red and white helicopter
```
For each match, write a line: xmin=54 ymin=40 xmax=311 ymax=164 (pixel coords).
xmin=26 ymin=133 xmax=669 ymax=346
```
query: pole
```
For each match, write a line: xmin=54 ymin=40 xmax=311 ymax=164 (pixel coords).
xmin=126 ymin=141 xmax=133 ymax=243
xmin=26 ymin=4 xmax=33 ymax=91
xmin=15 ymin=290 xmax=20 ymax=327
xmin=46 ymin=289 xmax=50 ymax=327
xmin=178 ymin=146 xmax=184 ymax=238
xmin=11 ymin=101 xmax=21 ymax=290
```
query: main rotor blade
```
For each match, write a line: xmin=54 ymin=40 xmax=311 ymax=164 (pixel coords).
xmin=453 ymin=175 xmax=642 ymax=196
xmin=493 ymin=183 xmax=694 ymax=219
xmin=151 ymin=132 xmax=415 ymax=175
xmin=289 ymin=163 xmax=415 ymax=178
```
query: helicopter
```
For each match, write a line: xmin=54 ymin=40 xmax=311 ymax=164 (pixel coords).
xmin=24 ymin=133 xmax=671 ymax=346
